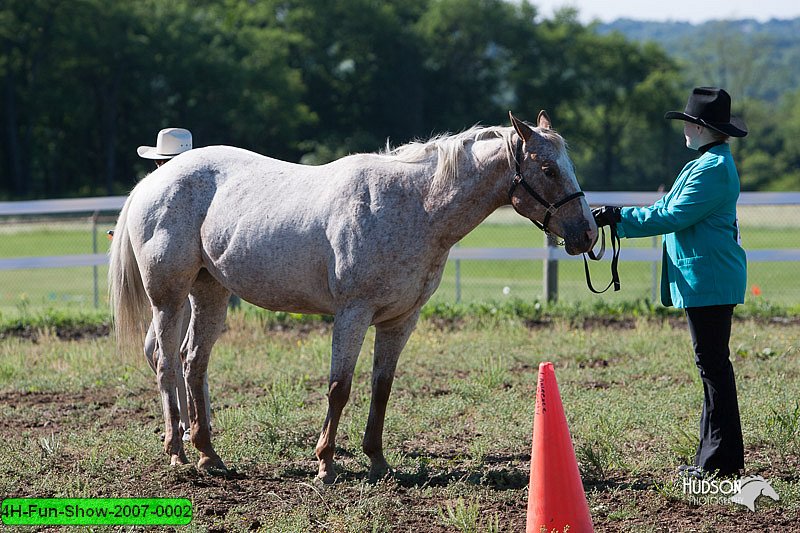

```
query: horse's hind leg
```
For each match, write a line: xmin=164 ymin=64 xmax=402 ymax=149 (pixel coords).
xmin=363 ymin=311 xmax=420 ymax=481
xmin=152 ymin=301 xmax=191 ymax=466
xmin=184 ymin=270 xmax=230 ymax=473
xmin=175 ymin=300 xmax=195 ymax=439
xmin=146 ymin=301 xmax=193 ymax=439
xmin=315 ymin=306 xmax=373 ymax=484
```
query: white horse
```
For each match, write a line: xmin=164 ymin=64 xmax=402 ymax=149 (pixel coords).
xmin=109 ymin=111 xmax=597 ymax=482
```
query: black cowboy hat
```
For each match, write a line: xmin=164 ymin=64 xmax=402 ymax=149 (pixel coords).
xmin=664 ymin=87 xmax=747 ymax=138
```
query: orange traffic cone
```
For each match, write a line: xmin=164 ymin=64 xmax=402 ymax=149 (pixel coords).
xmin=526 ymin=362 xmax=594 ymax=533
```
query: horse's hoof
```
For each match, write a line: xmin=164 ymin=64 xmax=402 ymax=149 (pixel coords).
xmin=317 ymin=469 xmax=338 ymax=485
xmin=170 ymin=453 xmax=189 ymax=466
xmin=197 ymin=456 xmax=228 ymax=476
xmin=368 ymin=464 xmax=395 ymax=483
xmin=205 ymin=465 xmax=230 ymax=477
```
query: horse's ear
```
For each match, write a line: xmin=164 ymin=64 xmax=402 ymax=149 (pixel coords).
xmin=509 ymin=111 xmax=533 ymax=143
xmin=537 ymin=110 xmax=552 ymax=129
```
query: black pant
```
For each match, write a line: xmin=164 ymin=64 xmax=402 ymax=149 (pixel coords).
xmin=685 ymin=305 xmax=744 ymax=475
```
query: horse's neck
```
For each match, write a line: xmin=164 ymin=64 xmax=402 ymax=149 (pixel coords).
xmin=425 ymin=140 xmax=510 ymax=249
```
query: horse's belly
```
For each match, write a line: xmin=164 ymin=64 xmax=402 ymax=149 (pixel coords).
xmin=217 ymin=261 xmax=334 ymax=314
xmin=202 ymin=234 xmax=335 ymax=314
xmin=240 ymin=284 xmax=333 ymax=315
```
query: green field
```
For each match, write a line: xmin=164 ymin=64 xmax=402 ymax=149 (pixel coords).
xmin=2 ymin=206 xmax=800 ymax=313
xmin=1 ymin=312 xmax=797 ymax=531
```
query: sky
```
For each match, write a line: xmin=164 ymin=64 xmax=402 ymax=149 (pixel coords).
xmin=532 ymin=0 xmax=800 ymax=24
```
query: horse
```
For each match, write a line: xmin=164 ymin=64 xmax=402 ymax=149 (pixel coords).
xmin=109 ymin=111 xmax=597 ymax=483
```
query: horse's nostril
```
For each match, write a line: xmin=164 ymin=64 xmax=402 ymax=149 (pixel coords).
xmin=586 ymin=227 xmax=598 ymax=247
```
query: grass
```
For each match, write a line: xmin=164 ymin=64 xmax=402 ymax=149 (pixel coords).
xmin=1 ymin=309 xmax=798 ymax=531
xmin=0 ymin=221 xmax=111 ymax=312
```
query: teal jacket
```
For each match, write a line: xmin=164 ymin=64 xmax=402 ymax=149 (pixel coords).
xmin=617 ymin=144 xmax=747 ymax=308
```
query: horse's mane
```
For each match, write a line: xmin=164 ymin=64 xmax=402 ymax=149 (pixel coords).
xmin=380 ymin=124 xmax=566 ymax=195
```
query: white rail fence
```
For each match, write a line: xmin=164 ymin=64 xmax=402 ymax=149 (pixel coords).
xmin=2 ymin=192 xmax=800 ymax=304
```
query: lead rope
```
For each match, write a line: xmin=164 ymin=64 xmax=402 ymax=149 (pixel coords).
xmin=582 ymin=224 xmax=621 ymax=293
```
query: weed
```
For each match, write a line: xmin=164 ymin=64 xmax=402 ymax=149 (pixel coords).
xmin=437 ymin=498 xmax=481 ymax=533
xmin=577 ymin=441 xmax=611 ymax=481
xmin=467 ymin=438 xmax=488 ymax=464
xmin=653 ymin=479 xmax=686 ymax=503
xmin=669 ymin=427 xmax=699 ymax=465
xmin=38 ymin=432 xmax=61 ymax=460
xmin=765 ymin=400 xmax=800 ymax=467
xmin=259 ymin=376 xmax=308 ymax=425
xmin=477 ymin=354 xmax=508 ymax=389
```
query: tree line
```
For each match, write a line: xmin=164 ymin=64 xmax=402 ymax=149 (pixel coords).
xmin=2 ymin=0 xmax=798 ymax=200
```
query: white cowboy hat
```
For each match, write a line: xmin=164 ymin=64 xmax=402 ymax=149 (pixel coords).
xmin=137 ymin=128 xmax=193 ymax=159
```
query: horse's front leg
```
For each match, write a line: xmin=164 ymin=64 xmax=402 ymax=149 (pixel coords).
xmin=153 ymin=305 xmax=189 ymax=466
xmin=315 ymin=307 xmax=372 ymax=484
xmin=363 ymin=311 xmax=420 ymax=481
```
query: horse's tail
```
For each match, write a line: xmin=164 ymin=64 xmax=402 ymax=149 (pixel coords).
xmin=108 ymin=190 xmax=150 ymax=353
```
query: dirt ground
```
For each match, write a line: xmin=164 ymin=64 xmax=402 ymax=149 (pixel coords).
xmin=2 ymin=320 xmax=799 ymax=532
xmin=2 ymin=386 xmax=798 ymax=531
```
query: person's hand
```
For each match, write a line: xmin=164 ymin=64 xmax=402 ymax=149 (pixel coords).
xmin=592 ymin=206 xmax=621 ymax=227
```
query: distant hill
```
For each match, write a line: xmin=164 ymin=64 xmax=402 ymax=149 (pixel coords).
xmin=595 ymin=18 xmax=800 ymax=102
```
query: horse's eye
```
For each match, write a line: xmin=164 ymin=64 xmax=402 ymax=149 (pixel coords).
xmin=542 ymin=166 xmax=555 ymax=178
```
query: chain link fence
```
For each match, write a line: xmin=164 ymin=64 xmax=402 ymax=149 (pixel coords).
xmin=2 ymin=195 xmax=799 ymax=313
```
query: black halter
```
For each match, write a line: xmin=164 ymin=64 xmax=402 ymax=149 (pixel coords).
xmin=507 ymin=138 xmax=585 ymax=235
xmin=508 ymin=137 xmax=621 ymax=293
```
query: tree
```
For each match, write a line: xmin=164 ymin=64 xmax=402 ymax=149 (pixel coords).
xmin=414 ymin=0 xmax=541 ymax=132
xmin=274 ymin=0 xmax=428 ymax=160
xmin=0 ymin=0 xmax=315 ymax=196
xmin=776 ymin=89 xmax=800 ymax=190
xmin=741 ymin=89 xmax=800 ymax=191
xmin=0 ymin=0 xmax=60 ymax=198
xmin=542 ymin=21 xmax=685 ymax=190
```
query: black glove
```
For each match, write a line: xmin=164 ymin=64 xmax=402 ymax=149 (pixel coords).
xmin=592 ymin=206 xmax=621 ymax=227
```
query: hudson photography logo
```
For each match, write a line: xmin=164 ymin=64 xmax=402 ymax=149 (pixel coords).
xmin=681 ymin=475 xmax=780 ymax=511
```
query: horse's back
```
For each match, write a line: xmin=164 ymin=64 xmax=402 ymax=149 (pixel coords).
xmin=129 ymin=146 xmax=319 ymax=233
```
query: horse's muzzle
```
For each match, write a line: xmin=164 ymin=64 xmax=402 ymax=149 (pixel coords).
xmin=563 ymin=222 xmax=597 ymax=255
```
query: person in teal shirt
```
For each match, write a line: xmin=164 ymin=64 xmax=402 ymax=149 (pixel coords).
xmin=593 ymin=87 xmax=747 ymax=478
